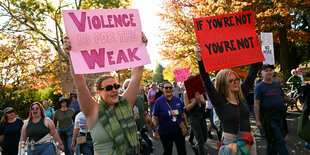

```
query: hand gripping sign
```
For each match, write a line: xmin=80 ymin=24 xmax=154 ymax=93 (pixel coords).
xmin=63 ymin=9 xmax=151 ymax=74
xmin=193 ymin=10 xmax=265 ymax=72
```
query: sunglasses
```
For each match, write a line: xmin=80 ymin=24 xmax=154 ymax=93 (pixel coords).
xmin=31 ymin=107 xmax=39 ymax=110
xmin=228 ymin=78 xmax=240 ymax=84
xmin=6 ymin=110 xmax=14 ymax=114
xmin=164 ymin=87 xmax=173 ymax=90
xmin=99 ymin=83 xmax=121 ymax=91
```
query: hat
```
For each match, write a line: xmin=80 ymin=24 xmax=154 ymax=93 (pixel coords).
xmin=3 ymin=107 xmax=13 ymax=114
xmin=260 ymin=64 xmax=274 ymax=72
xmin=59 ymin=97 xmax=68 ymax=102
xmin=71 ymin=93 xmax=77 ymax=98
xmin=296 ymin=68 xmax=302 ymax=72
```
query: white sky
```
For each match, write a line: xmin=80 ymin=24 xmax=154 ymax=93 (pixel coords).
xmin=131 ymin=0 xmax=170 ymax=71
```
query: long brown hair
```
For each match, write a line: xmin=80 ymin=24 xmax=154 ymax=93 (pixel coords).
xmin=215 ymin=70 xmax=245 ymax=102
xmin=28 ymin=102 xmax=46 ymax=120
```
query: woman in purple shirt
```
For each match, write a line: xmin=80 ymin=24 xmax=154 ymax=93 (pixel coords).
xmin=152 ymin=82 xmax=190 ymax=155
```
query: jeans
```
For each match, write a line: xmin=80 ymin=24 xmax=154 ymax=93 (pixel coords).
xmin=58 ymin=124 xmax=74 ymax=155
xmin=189 ymin=115 xmax=208 ymax=155
xmin=27 ymin=142 xmax=54 ymax=155
xmin=150 ymin=103 xmax=154 ymax=116
xmin=78 ymin=133 xmax=94 ymax=155
xmin=266 ymin=113 xmax=290 ymax=155
xmin=160 ymin=131 xmax=186 ymax=155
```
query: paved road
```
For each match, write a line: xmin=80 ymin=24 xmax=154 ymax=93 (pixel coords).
xmin=150 ymin=109 xmax=310 ymax=155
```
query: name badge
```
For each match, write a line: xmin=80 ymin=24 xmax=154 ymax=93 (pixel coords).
xmin=133 ymin=106 xmax=140 ymax=119
xmin=171 ymin=110 xmax=179 ymax=116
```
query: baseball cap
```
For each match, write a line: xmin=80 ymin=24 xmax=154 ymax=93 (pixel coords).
xmin=260 ymin=64 xmax=274 ymax=72
xmin=296 ymin=68 xmax=302 ymax=72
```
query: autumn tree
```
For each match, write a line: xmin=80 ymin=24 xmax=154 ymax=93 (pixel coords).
xmin=159 ymin=0 xmax=309 ymax=81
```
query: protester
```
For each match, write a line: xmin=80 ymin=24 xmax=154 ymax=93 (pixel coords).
xmin=69 ymin=93 xmax=80 ymax=117
xmin=172 ymin=81 xmax=181 ymax=98
xmin=63 ymin=33 xmax=147 ymax=154
xmin=71 ymin=111 xmax=94 ymax=155
xmin=148 ymin=83 xmax=158 ymax=115
xmin=152 ymin=82 xmax=190 ymax=155
xmin=138 ymin=86 xmax=148 ymax=107
xmin=183 ymin=75 xmax=208 ymax=155
xmin=19 ymin=102 xmax=64 ymax=154
xmin=296 ymin=67 xmax=305 ymax=86
xmin=254 ymin=64 xmax=293 ymax=155
xmin=43 ymin=100 xmax=55 ymax=120
xmin=54 ymin=97 xmax=75 ymax=155
xmin=301 ymin=71 xmax=310 ymax=149
xmin=195 ymin=43 xmax=260 ymax=154
xmin=0 ymin=107 xmax=23 ymax=155
xmin=123 ymin=79 xmax=156 ymax=155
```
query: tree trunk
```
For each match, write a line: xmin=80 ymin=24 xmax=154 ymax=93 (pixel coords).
xmin=279 ymin=26 xmax=293 ymax=83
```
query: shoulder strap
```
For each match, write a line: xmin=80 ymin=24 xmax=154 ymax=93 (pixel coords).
xmin=165 ymin=101 xmax=182 ymax=125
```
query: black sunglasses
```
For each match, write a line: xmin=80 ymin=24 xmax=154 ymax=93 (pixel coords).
xmin=7 ymin=110 xmax=14 ymax=114
xmin=99 ymin=83 xmax=121 ymax=91
xmin=164 ymin=87 xmax=173 ymax=90
xmin=31 ymin=107 xmax=39 ymax=110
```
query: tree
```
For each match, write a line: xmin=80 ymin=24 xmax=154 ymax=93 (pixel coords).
xmin=158 ymin=0 xmax=309 ymax=81
xmin=153 ymin=63 xmax=165 ymax=84
xmin=141 ymin=68 xmax=154 ymax=86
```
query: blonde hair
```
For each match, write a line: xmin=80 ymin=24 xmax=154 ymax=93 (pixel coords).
xmin=291 ymin=69 xmax=297 ymax=76
xmin=215 ymin=69 xmax=245 ymax=102
xmin=0 ymin=114 xmax=8 ymax=124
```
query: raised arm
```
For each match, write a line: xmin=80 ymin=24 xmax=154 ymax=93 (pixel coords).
xmin=241 ymin=62 xmax=262 ymax=98
xmin=123 ymin=65 xmax=144 ymax=108
xmin=122 ymin=33 xmax=147 ymax=108
xmin=63 ymin=37 xmax=98 ymax=118
xmin=195 ymin=43 xmax=223 ymax=106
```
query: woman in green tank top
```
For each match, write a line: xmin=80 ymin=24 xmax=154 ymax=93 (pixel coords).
xmin=63 ymin=33 xmax=147 ymax=155
xmin=19 ymin=102 xmax=64 ymax=154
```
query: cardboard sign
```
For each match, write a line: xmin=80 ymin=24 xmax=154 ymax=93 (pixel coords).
xmin=63 ymin=9 xmax=151 ymax=74
xmin=230 ymin=68 xmax=248 ymax=79
xmin=193 ymin=10 xmax=265 ymax=72
xmin=173 ymin=68 xmax=191 ymax=82
xmin=184 ymin=74 xmax=206 ymax=100
xmin=62 ymin=66 xmax=104 ymax=95
xmin=261 ymin=32 xmax=275 ymax=65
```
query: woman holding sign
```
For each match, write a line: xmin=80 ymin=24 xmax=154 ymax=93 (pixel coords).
xmin=195 ymin=43 xmax=261 ymax=155
xmin=63 ymin=34 xmax=146 ymax=155
xmin=183 ymin=75 xmax=208 ymax=155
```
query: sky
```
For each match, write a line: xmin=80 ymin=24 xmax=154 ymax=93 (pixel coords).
xmin=131 ymin=0 xmax=169 ymax=71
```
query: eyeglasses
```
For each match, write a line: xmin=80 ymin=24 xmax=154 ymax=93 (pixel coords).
xmin=228 ymin=78 xmax=240 ymax=84
xmin=98 ymin=83 xmax=121 ymax=91
xmin=31 ymin=107 xmax=39 ymax=110
xmin=6 ymin=110 xmax=14 ymax=114
xmin=164 ymin=87 xmax=173 ymax=90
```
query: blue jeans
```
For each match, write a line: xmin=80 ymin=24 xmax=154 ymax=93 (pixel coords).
xmin=150 ymin=103 xmax=154 ymax=116
xmin=78 ymin=133 xmax=94 ymax=155
xmin=58 ymin=124 xmax=74 ymax=155
xmin=27 ymin=143 xmax=54 ymax=155
xmin=266 ymin=113 xmax=290 ymax=155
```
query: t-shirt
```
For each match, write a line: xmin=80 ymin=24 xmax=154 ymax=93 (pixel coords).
xmin=153 ymin=95 xmax=184 ymax=135
xmin=44 ymin=107 xmax=54 ymax=120
xmin=287 ymin=76 xmax=302 ymax=88
xmin=0 ymin=118 xmax=23 ymax=147
xmin=74 ymin=112 xmax=87 ymax=133
xmin=70 ymin=100 xmax=80 ymax=114
xmin=132 ymin=95 xmax=147 ymax=130
xmin=172 ymin=86 xmax=180 ymax=98
xmin=148 ymin=88 xmax=158 ymax=103
xmin=254 ymin=81 xmax=284 ymax=109
xmin=54 ymin=108 xmax=75 ymax=128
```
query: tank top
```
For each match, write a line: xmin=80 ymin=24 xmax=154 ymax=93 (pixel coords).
xmin=26 ymin=118 xmax=50 ymax=142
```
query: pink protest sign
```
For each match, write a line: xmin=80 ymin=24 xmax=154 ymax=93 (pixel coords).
xmin=63 ymin=9 xmax=151 ymax=74
xmin=173 ymin=68 xmax=191 ymax=82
